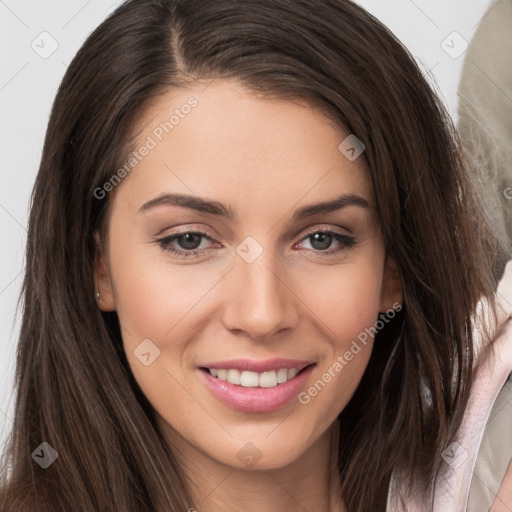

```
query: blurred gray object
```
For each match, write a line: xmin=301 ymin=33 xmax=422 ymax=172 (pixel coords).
xmin=458 ymin=0 xmax=512 ymax=276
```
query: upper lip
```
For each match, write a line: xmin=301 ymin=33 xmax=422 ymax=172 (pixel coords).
xmin=199 ymin=358 xmax=314 ymax=373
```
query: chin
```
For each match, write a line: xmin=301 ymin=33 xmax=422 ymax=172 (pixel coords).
xmin=207 ymin=433 xmax=311 ymax=471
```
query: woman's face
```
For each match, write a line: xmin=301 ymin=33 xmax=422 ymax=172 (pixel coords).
xmin=95 ymin=79 xmax=401 ymax=471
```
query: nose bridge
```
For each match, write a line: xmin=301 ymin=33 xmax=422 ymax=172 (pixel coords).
xmin=223 ymin=235 xmax=298 ymax=339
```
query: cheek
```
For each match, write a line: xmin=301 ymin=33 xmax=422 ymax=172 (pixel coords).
xmin=295 ymin=254 xmax=384 ymax=347
xmin=291 ymin=251 xmax=384 ymax=397
xmin=109 ymin=248 xmax=224 ymax=408
xmin=110 ymin=237 xmax=225 ymax=345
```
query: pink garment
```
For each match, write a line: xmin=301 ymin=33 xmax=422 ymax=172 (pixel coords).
xmin=386 ymin=261 xmax=512 ymax=511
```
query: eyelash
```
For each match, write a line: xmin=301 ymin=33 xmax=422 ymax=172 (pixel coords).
xmin=155 ymin=228 xmax=358 ymax=259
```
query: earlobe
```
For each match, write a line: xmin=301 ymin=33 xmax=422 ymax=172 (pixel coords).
xmin=379 ymin=254 xmax=403 ymax=313
xmin=93 ymin=231 xmax=116 ymax=311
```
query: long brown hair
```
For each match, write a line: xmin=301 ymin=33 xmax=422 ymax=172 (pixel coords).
xmin=0 ymin=1 xmax=503 ymax=510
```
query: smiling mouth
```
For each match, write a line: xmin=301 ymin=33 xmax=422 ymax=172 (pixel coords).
xmin=199 ymin=365 xmax=313 ymax=388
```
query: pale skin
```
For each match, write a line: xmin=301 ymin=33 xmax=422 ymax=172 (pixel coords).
xmin=94 ymin=79 xmax=402 ymax=512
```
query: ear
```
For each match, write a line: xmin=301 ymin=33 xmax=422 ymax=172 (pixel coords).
xmin=379 ymin=254 xmax=402 ymax=312
xmin=93 ymin=231 xmax=116 ymax=311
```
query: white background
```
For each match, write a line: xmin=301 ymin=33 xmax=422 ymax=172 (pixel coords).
xmin=0 ymin=0 xmax=497 ymax=448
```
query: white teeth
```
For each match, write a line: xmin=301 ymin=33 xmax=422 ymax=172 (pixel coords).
xmin=277 ymin=368 xmax=288 ymax=383
xmin=208 ymin=367 xmax=303 ymax=388
xmin=259 ymin=370 xmax=277 ymax=388
xmin=240 ymin=371 xmax=259 ymax=387
xmin=227 ymin=369 xmax=241 ymax=385
xmin=287 ymin=368 xmax=299 ymax=379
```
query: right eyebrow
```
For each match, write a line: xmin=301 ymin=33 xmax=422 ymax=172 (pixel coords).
xmin=138 ymin=193 xmax=235 ymax=218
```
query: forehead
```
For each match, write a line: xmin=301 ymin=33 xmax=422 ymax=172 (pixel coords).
xmin=111 ymin=79 xmax=374 ymax=217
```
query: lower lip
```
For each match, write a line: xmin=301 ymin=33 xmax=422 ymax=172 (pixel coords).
xmin=197 ymin=365 xmax=315 ymax=413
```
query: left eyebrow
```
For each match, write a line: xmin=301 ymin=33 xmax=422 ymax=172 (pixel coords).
xmin=291 ymin=193 xmax=370 ymax=221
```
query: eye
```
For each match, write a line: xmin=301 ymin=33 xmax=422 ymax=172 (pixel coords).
xmin=156 ymin=231 xmax=217 ymax=258
xmin=295 ymin=229 xmax=357 ymax=255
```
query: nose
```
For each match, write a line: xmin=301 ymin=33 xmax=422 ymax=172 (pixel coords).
xmin=221 ymin=245 xmax=300 ymax=340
